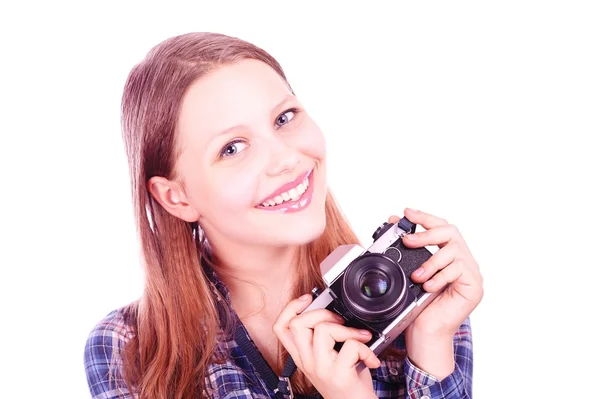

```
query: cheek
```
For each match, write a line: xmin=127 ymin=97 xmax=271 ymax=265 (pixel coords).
xmin=291 ymin=121 xmax=327 ymax=160
xmin=205 ymin=168 xmax=260 ymax=212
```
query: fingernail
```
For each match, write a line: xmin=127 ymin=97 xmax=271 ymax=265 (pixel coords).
xmin=359 ymin=329 xmax=371 ymax=335
xmin=335 ymin=314 xmax=345 ymax=323
xmin=413 ymin=267 xmax=424 ymax=277
xmin=424 ymin=279 xmax=435 ymax=288
xmin=405 ymin=234 xmax=417 ymax=241
xmin=299 ymin=294 xmax=311 ymax=301
xmin=407 ymin=208 xmax=419 ymax=213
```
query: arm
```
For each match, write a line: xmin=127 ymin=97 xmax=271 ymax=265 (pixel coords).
xmin=385 ymin=209 xmax=482 ymax=399
xmin=403 ymin=317 xmax=473 ymax=399
xmin=84 ymin=310 xmax=135 ymax=399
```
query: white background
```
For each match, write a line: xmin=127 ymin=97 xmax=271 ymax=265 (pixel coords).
xmin=1 ymin=1 xmax=598 ymax=398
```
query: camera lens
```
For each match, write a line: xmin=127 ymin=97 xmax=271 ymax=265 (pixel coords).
xmin=360 ymin=270 xmax=389 ymax=298
xmin=341 ymin=253 xmax=408 ymax=323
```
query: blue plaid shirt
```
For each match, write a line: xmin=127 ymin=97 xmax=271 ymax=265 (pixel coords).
xmin=84 ymin=269 xmax=474 ymax=399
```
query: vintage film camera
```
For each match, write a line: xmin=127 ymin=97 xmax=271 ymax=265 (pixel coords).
xmin=302 ymin=217 xmax=443 ymax=364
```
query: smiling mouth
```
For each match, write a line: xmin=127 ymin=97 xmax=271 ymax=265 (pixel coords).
xmin=256 ymin=168 xmax=314 ymax=209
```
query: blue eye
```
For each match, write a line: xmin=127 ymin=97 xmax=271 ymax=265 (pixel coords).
xmin=275 ymin=108 xmax=299 ymax=127
xmin=220 ymin=140 xmax=248 ymax=158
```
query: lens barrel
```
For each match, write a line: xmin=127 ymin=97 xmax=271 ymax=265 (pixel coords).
xmin=341 ymin=253 xmax=408 ymax=323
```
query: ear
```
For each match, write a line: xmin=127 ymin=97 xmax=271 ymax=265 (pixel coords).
xmin=147 ymin=176 xmax=201 ymax=223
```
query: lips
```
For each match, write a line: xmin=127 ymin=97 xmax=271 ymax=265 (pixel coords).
xmin=256 ymin=168 xmax=313 ymax=206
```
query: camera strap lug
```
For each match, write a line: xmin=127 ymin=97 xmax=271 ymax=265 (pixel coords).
xmin=274 ymin=376 xmax=294 ymax=399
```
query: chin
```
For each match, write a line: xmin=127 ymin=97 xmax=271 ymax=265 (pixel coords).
xmin=259 ymin=204 xmax=327 ymax=247
xmin=289 ymin=213 xmax=327 ymax=245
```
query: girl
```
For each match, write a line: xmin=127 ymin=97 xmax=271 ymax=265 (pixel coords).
xmin=84 ymin=32 xmax=483 ymax=399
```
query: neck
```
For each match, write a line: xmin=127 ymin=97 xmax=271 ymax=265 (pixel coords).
xmin=210 ymin=240 xmax=299 ymax=320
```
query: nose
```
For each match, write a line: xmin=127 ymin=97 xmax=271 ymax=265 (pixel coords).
xmin=265 ymin=138 xmax=300 ymax=177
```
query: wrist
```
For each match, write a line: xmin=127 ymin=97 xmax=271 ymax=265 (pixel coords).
xmin=405 ymin=327 xmax=455 ymax=380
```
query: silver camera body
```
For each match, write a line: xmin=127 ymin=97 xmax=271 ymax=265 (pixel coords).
xmin=303 ymin=217 xmax=443 ymax=359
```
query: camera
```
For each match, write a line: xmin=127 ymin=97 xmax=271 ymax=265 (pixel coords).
xmin=302 ymin=217 xmax=443 ymax=362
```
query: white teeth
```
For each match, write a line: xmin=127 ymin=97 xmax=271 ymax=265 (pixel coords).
xmin=261 ymin=173 xmax=311 ymax=207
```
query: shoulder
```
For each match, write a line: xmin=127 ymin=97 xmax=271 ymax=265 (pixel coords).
xmin=85 ymin=306 xmax=136 ymax=350
xmin=84 ymin=305 xmax=136 ymax=399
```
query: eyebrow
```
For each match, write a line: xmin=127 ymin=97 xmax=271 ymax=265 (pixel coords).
xmin=212 ymin=95 xmax=296 ymax=137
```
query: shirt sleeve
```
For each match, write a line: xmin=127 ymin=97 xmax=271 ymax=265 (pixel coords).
xmin=403 ymin=317 xmax=474 ymax=399
xmin=83 ymin=309 xmax=136 ymax=399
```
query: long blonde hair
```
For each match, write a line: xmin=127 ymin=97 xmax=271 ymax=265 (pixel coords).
xmin=119 ymin=32 xmax=387 ymax=398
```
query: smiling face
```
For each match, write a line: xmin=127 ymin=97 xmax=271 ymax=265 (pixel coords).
xmin=156 ymin=59 xmax=328 ymax=252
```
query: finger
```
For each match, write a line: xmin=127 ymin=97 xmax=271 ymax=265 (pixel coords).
xmin=287 ymin=309 xmax=346 ymax=370
xmin=422 ymin=258 xmax=466 ymax=292
xmin=402 ymin=223 xmax=462 ymax=249
xmin=272 ymin=294 xmax=314 ymax=363
xmin=312 ymin=322 xmax=372 ymax=371
xmin=404 ymin=208 xmax=450 ymax=230
xmin=426 ymin=260 xmax=484 ymax=313
xmin=335 ymin=339 xmax=381 ymax=371
xmin=388 ymin=215 xmax=401 ymax=224
xmin=410 ymin=243 xmax=457 ymax=283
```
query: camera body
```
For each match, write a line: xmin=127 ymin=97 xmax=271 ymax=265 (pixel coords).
xmin=303 ymin=217 xmax=442 ymax=357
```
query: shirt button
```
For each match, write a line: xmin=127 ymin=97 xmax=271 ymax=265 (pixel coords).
xmin=421 ymin=396 xmax=430 ymax=399
xmin=389 ymin=367 xmax=398 ymax=376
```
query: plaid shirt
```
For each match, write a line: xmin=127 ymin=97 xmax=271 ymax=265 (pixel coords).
xmin=84 ymin=268 xmax=473 ymax=399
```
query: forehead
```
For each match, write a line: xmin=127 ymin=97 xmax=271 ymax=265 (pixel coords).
xmin=178 ymin=59 xmax=292 ymax=140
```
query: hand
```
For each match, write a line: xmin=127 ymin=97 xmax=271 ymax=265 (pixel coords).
xmin=388 ymin=208 xmax=484 ymax=377
xmin=272 ymin=295 xmax=380 ymax=399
